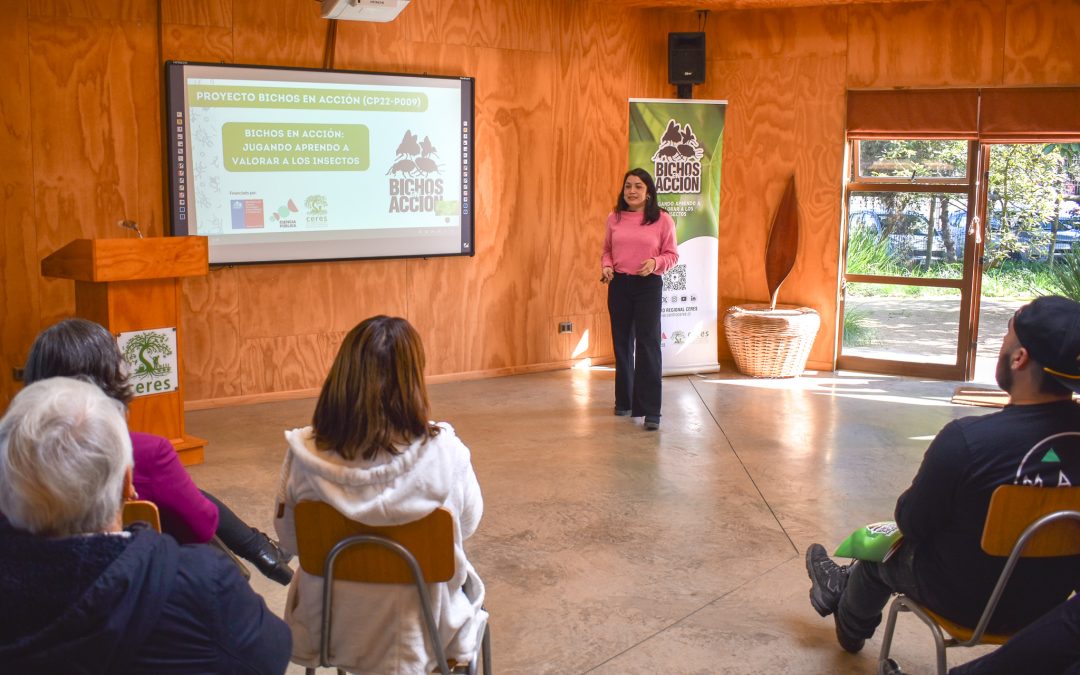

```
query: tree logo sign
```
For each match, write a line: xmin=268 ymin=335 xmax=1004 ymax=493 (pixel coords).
xmin=386 ymin=130 xmax=445 ymax=214
xmin=650 ymin=119 xmax=704 ymax=194
xmin=117 ymin=327 xmax=179 ymax=397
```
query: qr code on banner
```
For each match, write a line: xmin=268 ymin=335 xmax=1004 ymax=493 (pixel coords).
xmin=663 ymin=264 xmax=687 ymax=291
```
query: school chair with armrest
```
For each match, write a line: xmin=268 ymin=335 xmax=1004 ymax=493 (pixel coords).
xmin=294 ymin=500 xmax=492 ymax=675
xmin=877 ymin=483 xmax=1080 ymax=675
xmin=121 ymin=499 xmax=251 ymax=580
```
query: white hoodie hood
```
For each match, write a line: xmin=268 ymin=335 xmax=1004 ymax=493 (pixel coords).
xmin=279 ymin=422 xmax=472 ymax=527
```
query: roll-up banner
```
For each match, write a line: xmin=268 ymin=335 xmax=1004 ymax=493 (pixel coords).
xmin=629 ymin=98 xmax=725 ymax=375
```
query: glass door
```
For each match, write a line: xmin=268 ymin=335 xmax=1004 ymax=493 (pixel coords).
xmin=838 ymin=140 xmax=980 ymax=379
xmin=967 ymin=143 xmax=1080 ymax=384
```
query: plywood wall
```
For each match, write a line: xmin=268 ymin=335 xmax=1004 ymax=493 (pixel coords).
xmin=2 ymin=0 xmax=1080 ymax=409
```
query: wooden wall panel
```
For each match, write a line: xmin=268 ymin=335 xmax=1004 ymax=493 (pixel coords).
xmin=707 ymin=5 xmax=847 ymax=60
xmin=31 ymin=0 xmax=155 ymax=21
xmin=181 ymin=268 xmax=242 ymax=401
xmin=548 ymin=1 xmax=644 ymax=327
xmin=231 ymin=0 xmax=326 ymax=68
xmin=407 ymin=45 xmax=555 ymax=374
xmin=240 ymin=331 xmax=345 ymax=394
xmin=438 ymin=0 xmax=555 ymax=53
xmin=161 ymin=0 xmax=231 ymax=27
xmin=162 ymin=24 xmax=234 ymax=62
xmin=236 ymin=259 xmax=409 ymax=339
xmin=0 ymin=0 xmax=39 ymax=405
xmin=28 ymin=17 xmax=162 ymax=328
xmin=1003 ymin=0 xmax=1080 ymax=86
xmin=847 ymin=0 xmax=1005 ymax=88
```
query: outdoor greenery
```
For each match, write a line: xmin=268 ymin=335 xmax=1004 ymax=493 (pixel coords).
xmin=841 ymin=307 xmax=874 ymax=347
xmin=1048 ymin=246 xmax=1080 ymax=301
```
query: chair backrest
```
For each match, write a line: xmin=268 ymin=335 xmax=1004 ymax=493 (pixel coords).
xmin=981 ymin=485 xmax=1080 ymax=557
xmin=293 ymin=501 xmax=455 ymax=584
xmin=122 ymin=500 xmax=161 ymax=532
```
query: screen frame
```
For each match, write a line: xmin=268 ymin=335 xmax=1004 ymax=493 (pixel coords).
xmin=164 ymin=60 xmax=475 ymax=266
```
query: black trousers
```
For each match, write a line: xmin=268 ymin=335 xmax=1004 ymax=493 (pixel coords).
xmin=201 ymin=490 xmax=261 ymax=558
xmin=837 ymin=540 xmax=924 ymax=640
xmin=607 ymin=272 xmax=663 ymax=418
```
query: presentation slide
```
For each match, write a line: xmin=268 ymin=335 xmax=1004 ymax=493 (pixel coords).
xmin=166 ymin=62 xmax=474 ymax=265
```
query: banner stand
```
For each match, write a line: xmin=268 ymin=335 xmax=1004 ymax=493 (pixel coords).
xmin=629 ymin=98 xmax=726 ymax=376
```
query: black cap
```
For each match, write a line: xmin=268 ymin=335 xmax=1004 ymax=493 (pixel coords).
xmin=1013 ymin=295 xmax=1080 ymax=393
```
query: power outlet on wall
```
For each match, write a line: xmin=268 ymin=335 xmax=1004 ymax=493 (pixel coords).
xmin=558 ymin=322 xmax=573 ymax=334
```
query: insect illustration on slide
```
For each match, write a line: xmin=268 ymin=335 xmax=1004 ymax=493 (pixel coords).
xmin=388 ymin=130 xmax=443 ymax=177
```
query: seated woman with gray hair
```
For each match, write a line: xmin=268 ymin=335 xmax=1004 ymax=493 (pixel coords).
xmin=0 ymin=377 xmax=291 ymax=673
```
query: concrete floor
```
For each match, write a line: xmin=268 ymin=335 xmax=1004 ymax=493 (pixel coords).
xmin=186 ymin=367 xmax=1001 ymax=674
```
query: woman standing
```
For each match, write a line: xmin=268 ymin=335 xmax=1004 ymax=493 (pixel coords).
xmin=274 ymin=316 xmax=486 ymax=673
xmin=601 ymin=168 xmax=679 ymax=430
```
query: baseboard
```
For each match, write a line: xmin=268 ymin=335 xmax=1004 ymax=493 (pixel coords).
xmin=183 ymin=356 xmax=616 ymax=411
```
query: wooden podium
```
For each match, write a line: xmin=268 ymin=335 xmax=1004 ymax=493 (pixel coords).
xmin=41 ymin=237 xmax=209 ymax=465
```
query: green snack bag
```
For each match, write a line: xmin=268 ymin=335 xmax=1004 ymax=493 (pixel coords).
xmin=834 ymin=521 xmax=904 ymax=562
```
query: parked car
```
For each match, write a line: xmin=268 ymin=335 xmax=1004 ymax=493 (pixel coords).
xmin=848 ymin=210 xmax=946 ymax=264
xmin=950 ymin=208 xmax=1078 ymax=261
xmin=947 ymin=209 xmax=1005 ymax=254
xmin=1021 ymin=220 xmax=1080 ymax=260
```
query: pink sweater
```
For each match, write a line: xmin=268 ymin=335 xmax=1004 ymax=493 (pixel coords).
xmin=601 ymin=210 xmax=679 ymax=275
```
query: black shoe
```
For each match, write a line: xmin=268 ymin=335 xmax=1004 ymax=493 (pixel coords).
xmin=834 ymin=615 xmax=865 ymax=654
xmin=644 ymin=416 xmax=660 ymax=430
xmin=880 ymin=658 xmax=906 ymax=674
xmin=614 ymin=407 xmax=632 ymax=416
xmin=248 ymin=529 xmax=294 ymax=585
xmin=806 ymin=543 xmax=848 ymax=617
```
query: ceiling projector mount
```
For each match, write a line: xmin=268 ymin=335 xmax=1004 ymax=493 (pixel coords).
xmin=321 ymin=0 xmax=411 ymax=22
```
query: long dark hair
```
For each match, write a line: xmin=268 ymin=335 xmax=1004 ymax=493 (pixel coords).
xmin=614 ymin=167 xmax=662 ymax=226
xmin=23 ymin=319 xmax=134 ymax=405
xmin=312 ymin=316 xmax=440 ymax=461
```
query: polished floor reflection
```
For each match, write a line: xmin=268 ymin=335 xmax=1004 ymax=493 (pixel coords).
xmin=186 ymin=368 xmax=998 ymax=674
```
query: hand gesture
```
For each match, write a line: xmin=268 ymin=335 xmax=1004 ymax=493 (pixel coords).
xmin=601 ymin=266 xmax=614 ymax=283
xmin=636 ymin=258 xmax=656 ymax=276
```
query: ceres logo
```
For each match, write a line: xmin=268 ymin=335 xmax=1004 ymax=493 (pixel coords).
xmin=118 ymin=328 xmax=178 ymax=397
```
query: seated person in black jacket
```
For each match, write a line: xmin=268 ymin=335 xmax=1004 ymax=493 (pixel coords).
xmin=806 ymin=295 xmax=1080 ymax=654
xmin=0 ymin=376 xmax=291 ymax=674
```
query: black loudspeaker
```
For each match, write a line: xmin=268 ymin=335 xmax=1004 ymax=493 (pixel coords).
xmin=668 ymin=32 xmax=706 ymax=86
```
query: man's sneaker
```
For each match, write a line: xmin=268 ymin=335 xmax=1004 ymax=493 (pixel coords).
xmin=805 ymin=543 xmax=849 ymax=617
xmin=834 ymin=615 xmax=866 ymax=654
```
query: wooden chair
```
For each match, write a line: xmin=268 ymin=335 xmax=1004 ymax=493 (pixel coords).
xmin=121 ymin=499 xmax=250 ymax=580
xmin=877 ymin=483 xmax=1080 ymax=675
xmin=122 ymin=499 xmax=161 ymax=532
xmin=293 ymin=501 xmax=491 ymax=675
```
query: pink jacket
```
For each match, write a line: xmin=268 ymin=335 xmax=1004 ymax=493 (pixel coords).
xmin=130 ymin=432 xmax=219 ymax=543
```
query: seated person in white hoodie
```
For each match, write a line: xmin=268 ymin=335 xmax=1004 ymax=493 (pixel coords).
xmin=274 ymin=315 xmax=486 ymax=674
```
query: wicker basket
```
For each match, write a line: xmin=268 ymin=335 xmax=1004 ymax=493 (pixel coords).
xmin=724 ymin=303 xmax=820 ymax=378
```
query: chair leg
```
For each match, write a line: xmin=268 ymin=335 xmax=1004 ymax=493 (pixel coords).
xmin=305 ymin=669 xmax=315 ymax=675
xmin=481 ymin=622 xmax=492 ymax=675
xmin=896 ymin=597 xmax=951 ymax=675
xmin=878 ymin=595 xmax=905 ymax=672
